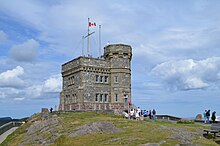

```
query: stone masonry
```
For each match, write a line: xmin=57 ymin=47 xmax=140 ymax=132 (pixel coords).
xmin=59 ymin=44 xmax=132 ymax=114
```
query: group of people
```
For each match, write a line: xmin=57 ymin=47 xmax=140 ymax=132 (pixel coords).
xmin=204 ymin=109 xmax=216 ymax=124
xmin=127 ymin=107 xmax=157 ymax=120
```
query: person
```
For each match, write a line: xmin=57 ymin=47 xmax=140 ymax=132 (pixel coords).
xmin=128 ymin=100 xmax=132 ymax=105
xmin=135 ymin=109 xmax=140 ymax=120
xmin=206 ymin=110 xmax=211 ymax=124
xmin=211 ymin=111 xmax=216 ymax=123
xmin=123 ymin=111 xmax=130 ymax=119
xmin=50 ymin=107 xmax=53 ymax=113
xmin=128 ymin=100 xmax=132 ymax=109
xmin=203 ymin=110 xmax=207 ymax=123
xmin=149 ymin=110 xmax=152 ymax=119
xmin=127 ymin=111 xmax=131 ymax=119
xmin=137 ymin=107 xmax=141 ymax=117
xmin=130 ymin=108 xmax=135 ymax=120
xmin=146 ymin=111 xmax=149 ymax=118
xmin=152 ymin=109 xmax=156 ymax=120
xmin=143 ymin=110 xmax=147 ymax=117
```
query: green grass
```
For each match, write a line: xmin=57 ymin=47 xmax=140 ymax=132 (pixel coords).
xmin=1 ymin=123 xmax=31 ymax=146
xmin=2 ymin=112 xmax=220 ymax=146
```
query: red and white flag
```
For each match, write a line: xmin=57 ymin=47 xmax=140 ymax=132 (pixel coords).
xmin=89 ymin=22 xmax=96 ymax=27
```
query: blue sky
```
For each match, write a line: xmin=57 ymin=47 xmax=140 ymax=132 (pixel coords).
xmin=0 ymin=0 xmax=220 ymax=118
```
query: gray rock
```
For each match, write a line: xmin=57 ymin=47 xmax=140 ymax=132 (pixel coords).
xmin=27 ymin=118 xmax=59 ymax=135
xmin=70 ymin=121 xmax=123 ymax=137
xmin=159 ymin=126 xmax=204 ymax=145
xmin=195 ymin=114 xmax=202 ymax=121
xmin=41 ymin=108 xmax=50 ymax=120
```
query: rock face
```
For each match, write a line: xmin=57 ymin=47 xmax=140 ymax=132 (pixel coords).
xmin=70 ymin=122 xmax=123 ymax=137
xmin=159 ymin=125 xmax=204 ymax=145
xmin=195 ymin=114 xmax=202 ymax=120
xmin=27 ymin=118 xmax=59 ymax=135
xmin=22 ymin=117 xmax=61 ymax=146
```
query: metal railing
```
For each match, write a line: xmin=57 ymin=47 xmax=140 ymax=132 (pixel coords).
xmin=0 ymin=122 xmax=23 ymax=135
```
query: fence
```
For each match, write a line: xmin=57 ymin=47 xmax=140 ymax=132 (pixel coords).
xmin=0 ymin=122 xmax=23 ymax=135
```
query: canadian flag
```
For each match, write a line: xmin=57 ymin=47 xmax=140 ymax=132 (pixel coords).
xmin=89 ymin=22 xmax=96 ymax=27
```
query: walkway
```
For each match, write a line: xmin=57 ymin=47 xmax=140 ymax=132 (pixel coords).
xmin=0 ymin=127 xmax=18 ymax=144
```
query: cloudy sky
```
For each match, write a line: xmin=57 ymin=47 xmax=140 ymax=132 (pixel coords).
xmin=1 ymin=0 xmax=220 ymax=118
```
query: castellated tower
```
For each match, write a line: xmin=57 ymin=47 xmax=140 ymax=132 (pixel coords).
xmin=59 ymin=44 xmax=132 ymax=114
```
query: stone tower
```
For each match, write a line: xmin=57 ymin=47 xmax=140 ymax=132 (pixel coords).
xmin=59 ymin=44 xmax=132 ymax=114
xmin=103 ymin=44 xmax=132 ymax=110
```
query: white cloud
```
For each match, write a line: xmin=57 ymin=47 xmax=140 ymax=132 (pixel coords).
xmin=0 ymin=66 xmax=25 ymax=88
xmin=26 ymin=85 xmax=43 ymax=98
xmin=132 ymin=26 xmax=220 ymax=63
xmin=0 ymin=30 xmax=7 ymax=43
xmin=14 ymin=97 xmax=25 ymax=101
xmin=156 ymin=27 xmax=220 ymax=50
xmin=42 ymin=74 xmax=62 ymax=93
xmin=25 ymin=74 xmax=62 ymax=98
xmin=9 ymin=39 xmax=39 ymax=62
xmin=152 ymin=57 xmax=220 ymax=90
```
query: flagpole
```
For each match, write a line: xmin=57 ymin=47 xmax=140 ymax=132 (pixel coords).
xmin=87 ymin=18 xmax=90 ymax=57
xmin=82 ymin=36 xmax=84 ymax=56
xmin=99 ymin=25 xmax=101 ymax=58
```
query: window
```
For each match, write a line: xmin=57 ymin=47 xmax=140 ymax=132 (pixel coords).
xmin=68 ymin=76 xmax=74 ymax=85
xmin=104 ymin=76 xmax=108 ymax=83
xmin=100 ymin=76 xmax=103 ymax=82
xmin=73 ymin=94 xmax=76 ymax=103
xmin=115 ymin=94 xmax=118 ymax=102
xmin=65 ymin=95 xmax=70 ymax=104
xmin=74 ymin=94 xmax=77 ymax=102
xmin=71 ymin=76 xmax=74 ymax=84
xmin=96 ymin=75 xmax=99 ymax=82
xmin=95 ymin=94 xmax=99 ymax=102
xmin=123 ymin=53 xmax=128 ymax=58
xmin=114 ymin=76 xmax=118 ymax=83
xmin=104 ymin=94 xmax=108 ymax=102
xmin=100 ymin=94 xmax=103 ymax=102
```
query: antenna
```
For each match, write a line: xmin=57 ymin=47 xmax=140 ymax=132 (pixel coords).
xmin=87 ymin=18 xmax=90 ymax=57
xmin=99 ymin=25 xmax=101 ymax=57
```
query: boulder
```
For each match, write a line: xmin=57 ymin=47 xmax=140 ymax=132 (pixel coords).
xmin=195 ymin=114 xmax=202 ymax=121
xmin=41 ymin=108 xmax=50 ymax=120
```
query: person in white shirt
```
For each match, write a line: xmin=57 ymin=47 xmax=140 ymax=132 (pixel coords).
xmin=135 ymin=109 xmax=140 ymax=120
xmin=130 ymin=108 xmax=134 ymax=120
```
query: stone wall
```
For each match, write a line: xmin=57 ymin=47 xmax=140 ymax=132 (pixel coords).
xmin=62 ymin=57 xmax=82 ymax=73
xmin=63 ymin=103 xmax=125 ymax=114
xmin=81 ymin=57 xmax=110 ymax=68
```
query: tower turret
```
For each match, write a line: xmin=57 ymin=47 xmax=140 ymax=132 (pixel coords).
xmin=104 ymin=44 xmax=132 ymax=111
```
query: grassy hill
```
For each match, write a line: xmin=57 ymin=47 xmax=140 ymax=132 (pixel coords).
xmin=1 ymin=112 xmax=220 ymax=146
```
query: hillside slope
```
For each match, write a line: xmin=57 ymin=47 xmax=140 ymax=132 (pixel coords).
xmin=1 ymin=112 xmax=220 ymax=146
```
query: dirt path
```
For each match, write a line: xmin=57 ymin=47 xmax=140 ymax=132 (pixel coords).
xmin=0 ymin=127 xmax=18 ymax=144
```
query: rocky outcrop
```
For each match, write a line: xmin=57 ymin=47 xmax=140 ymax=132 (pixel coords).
xmin=21 ymin=116 xmax=61 ymax=146
xmin=70 ymin=121 xmax=123 ymax=137
xmin=159 ymin=125 xmax=204 ymax=145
